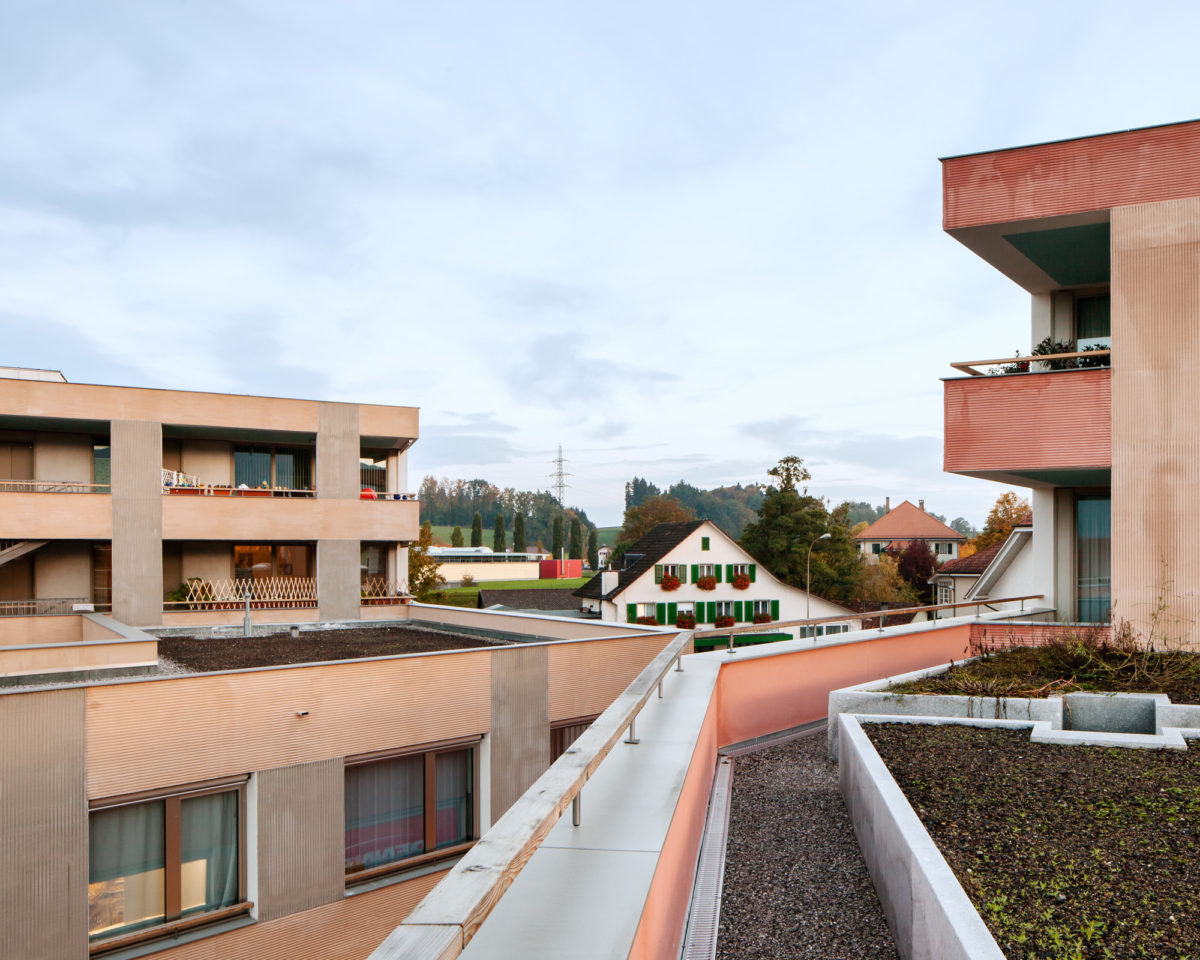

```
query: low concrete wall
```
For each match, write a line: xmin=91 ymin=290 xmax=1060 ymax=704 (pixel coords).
xmin=437 ymin=560 xmax=541 ymax=584
xmin=839 ymin=714 xmax=1007 ymax=960
xmin=407 ymin=603 xmax=660 ymax=642
xmin=0 ymin=614 xmax=82 ymax=647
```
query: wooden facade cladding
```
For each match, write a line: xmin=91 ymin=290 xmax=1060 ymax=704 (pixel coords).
xmin=161 ymin=494 xmax=419 ymax=542
xmin=943 ymin=368 xmax=1111 ymax=477
xmin=942 ymin=120 xmax=1200 ymax=229
xmin=547 ymin=633 xmax=669 ymax=721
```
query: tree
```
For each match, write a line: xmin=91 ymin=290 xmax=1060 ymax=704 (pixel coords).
xmin=408 ymin=522 xmax=445 ymax=602
xmin=493 ymin=514 xmax=506 ymax=553
xmin=552 ymin=516 xmax=564 ymax=557
xmin=738 ymin=458 xmax=861 ymax=606
xmin=513 ymin=513 xmax=527 ymax=553
xmin=568 ymin=517 xmax=583 ymax=560
xmin=850 ymin=554 xmax=917 ymax=609
xmin=888 ymin=539 xmax=937 ymax=598
xmin=586 ymin=528 xmax=599 ymax=570
xmin=450 ymin=526 xmax=464 ymax=548
xmin=470 ymin=512 xmax=483 ymax=548
xmin=972 ymin=492 xmax=1030 ymax=551
xmin=949 ymin=517 xmax=978 ymax=539
xmin=614 ymin=495 xmax=696 ymax=557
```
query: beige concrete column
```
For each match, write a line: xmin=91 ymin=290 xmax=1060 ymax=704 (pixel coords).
xmin=489 ymin=645 xmax=550 ymax=817
xmin=0 ymin=689 xmax=87 ymax=960
xmin=110 ymin=420 xmax=163 ymax=626
xmin=317 ymin=402 xmax=360 ymax=619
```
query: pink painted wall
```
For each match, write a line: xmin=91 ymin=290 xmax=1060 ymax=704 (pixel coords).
xmin=539 ymin=559 xmax=583 ymax=579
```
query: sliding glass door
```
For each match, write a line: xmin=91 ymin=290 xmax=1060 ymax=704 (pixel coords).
xmin=1076 ymin=495 xmax=1111 ymax=623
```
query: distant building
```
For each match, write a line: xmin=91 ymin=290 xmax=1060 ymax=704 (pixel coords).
xmin=854 ymin=499 xmax=965 ymax=564
xmin=429 ymin=546 xmax=548 ymax=585
xmin=930 ymin=514 xmax=1034 ymax=613
xmin=575 ymin=519 xmax=859 ymax=639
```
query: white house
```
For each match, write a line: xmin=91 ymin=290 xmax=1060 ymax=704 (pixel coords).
xmin=575 ymin=520 xmax=860 ymax=643
xmin=929 ymin=514 xmax=1034 ymax=613
xmin=854 ymin=499 xmax=966 ymax=563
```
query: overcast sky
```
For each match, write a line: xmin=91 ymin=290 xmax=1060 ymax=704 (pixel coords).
xmin=2 ymin=2 xmax=1196 ymax=526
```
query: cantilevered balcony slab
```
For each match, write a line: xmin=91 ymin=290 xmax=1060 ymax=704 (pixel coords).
xmin=943 ymin=367 xmax=1110 ymax=486
xmin=162 ymin=494 xmax=419 ymax=542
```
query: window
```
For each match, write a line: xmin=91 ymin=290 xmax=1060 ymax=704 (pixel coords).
xmin=1075 ymin=294 xmax=1111 ymax=351
xmin=752 ymin=599 xmax=771 ymax=616
xmin=799 ymin=623 xmax=851 ymax=639
xmin=871 ymin=543 xmax=883 ymax=555
xmin=937 ymin=582 xmax=954 ymax=606
xmin=715 ymin=601 xmax=733 ymax=618
xmin=550 ymin=716 xmax=598 ymax=761
xmin=233 ymin=445 xmax=313 ymax=490
xmin=662 ymin=564 xmax=681 ymax=579
xmin=677 ymin=601 xmax=694 ymax=615
xmin=89 ymin=779 xmax=247 ymax=950
xmin=234 ymin=544 xmax=311 ymax=580
xmin=345 ymin=740 xmax=478 ymax=882
xmin=361 ymin=542 xmax=389 ymax=586
xmin=935 ymin=542 xmax=953 ymax=556
xmin=731 ymin=563 xmax=749 ymax=577
xmin=697 ymin=564 xmax=715 ymax=579
xmin=360 ymin=449 xmax=389 ymax=493
xmin=640 ymin=602 xmax=658 ymax=618
xmin=701 ymin=537 xmax=710 ymax=551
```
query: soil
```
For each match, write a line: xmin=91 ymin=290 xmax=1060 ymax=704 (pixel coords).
xmin=158 ymin=626 xmax=507 ymax=671
xmin=891 ymin=642 xmax=1200 ymax=703
xmin=868 ymin=723 xmax=1200 ymax=959
xmin=717 ymin=731 xmax=900 ymax=960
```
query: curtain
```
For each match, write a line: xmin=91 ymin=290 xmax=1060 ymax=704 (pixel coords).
xmin=1077 ymin=496 xmax=1111 ymax=623
xmin=345 ymin=755 xmax=424 ymax=871
xmin=88 ymin=801 xmax=166 ymax=936
xmin=233 ymin=447 xmax=271 ymax=488
xmin=180 ymin=792 xmax=239 ymax=914
xmin=435 ymin=750 xmax=473 ymax=849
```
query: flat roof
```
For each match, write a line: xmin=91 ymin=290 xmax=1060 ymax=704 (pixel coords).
xmin=939 ymin=117 xmax=1200 ymax=162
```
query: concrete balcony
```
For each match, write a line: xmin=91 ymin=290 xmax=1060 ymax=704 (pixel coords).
xmin=161 ymin=493 xmax=419 ymax=542
xmin=943 ymin=366 xmax=1111 ymax=485
xmin=0 ymin=491 xmax=113 ymax=539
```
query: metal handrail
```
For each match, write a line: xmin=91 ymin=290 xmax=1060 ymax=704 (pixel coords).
xmin=693 ymin=594 xmax=1047 ymax=642
xmin=367 ymin=628 xmax=692 ymax=959
xmin=0 ymin=597 xmax=88 ymax=616
xmin=950 ymin=349 xmax=1110 ymax=377
xmin=0 ymin=480 xmax=109 ymax=493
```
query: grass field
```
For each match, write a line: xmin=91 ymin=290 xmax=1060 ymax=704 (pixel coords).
xmin=434 ymin=577 xmax=591 ymax=608
xmin=595 ymin=526 xmax=620 ymax=547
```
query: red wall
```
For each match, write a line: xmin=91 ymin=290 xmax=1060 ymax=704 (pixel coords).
xmin=539 ymin=559 xmax=583 ymax=579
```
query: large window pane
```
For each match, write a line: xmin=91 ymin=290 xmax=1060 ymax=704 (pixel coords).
xmin=180 ymin=793 xmax=239 ymax=916
xmin=1077 ymin=495 xmax=1111 ymax=623
xmin=1076 ymin=295 xmax=1111 ymax=348
xmin=345 ymin=755 xmax=424 ymax=873
xmin=233 ymin=447 xmax=271 ymax=488
xmin=89 ymin=801 xmax=166 ymax=939
xmin=360 ymin=450 xmax=388 ymax=493
xmin=434 ymin=750 xmax=473 ymax=849
xmin=234 ymin=545 xmax=273 ymax=580
xmin=275 ymin=447 xmax=313 ymax=490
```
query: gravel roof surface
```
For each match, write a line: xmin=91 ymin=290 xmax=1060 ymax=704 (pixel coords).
xmin=717 ymin=730 xmax=899 ymax=960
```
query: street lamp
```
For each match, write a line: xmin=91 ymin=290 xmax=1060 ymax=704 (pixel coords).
xmin=806 ymin=533 xmax=832 ymax=622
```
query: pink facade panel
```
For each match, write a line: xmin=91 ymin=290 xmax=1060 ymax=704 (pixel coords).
xmin=943 ymin=121 xmax=1200 ymax=229
xmin=943 ymin=368 xmax=1111 ymax=476
xmin=539 ymin=558 xmax=582 ymax=579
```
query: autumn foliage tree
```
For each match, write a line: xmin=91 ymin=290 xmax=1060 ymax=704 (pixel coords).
xmin=408 ymin=522 xmax=445 ymax=602
xmin=972 ymin=491 xmax=1031 ymax=551
xmin=887 ymin=538 xmax=938 ymax=599
xmin=614 ymin=495 xmax=697 ymax=558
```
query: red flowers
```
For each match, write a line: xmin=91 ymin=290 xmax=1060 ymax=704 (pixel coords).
xmin=731 ymin=573 xmax=750 ymax=591
xmin=661 ymin=574 xmax=681 ymax=592
xmin=635 ymin=616 xmax=659 ymax=626
xmin=696 ymin=576 xmax=717 ymax=591
xmin=715 ymin=615 xmax=735 ymax=628
xmin=753 ymin=612 xmax=773 ymax=624
xmin=675 ymin=613 xmax=696 ymax=629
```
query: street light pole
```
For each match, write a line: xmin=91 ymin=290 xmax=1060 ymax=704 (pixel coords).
xmin=806 ymin=533 xmax=832 ymax=622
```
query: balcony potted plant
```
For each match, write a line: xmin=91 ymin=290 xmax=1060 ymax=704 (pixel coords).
xmin=661 ymin=573 xmax=681 ymax=592
xmin=696 ymin=576 xmax=717 ymax=591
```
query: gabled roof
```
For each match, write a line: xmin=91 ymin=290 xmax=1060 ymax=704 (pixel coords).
xmin=855 ymin=501 xmax=965 ymax=543
xmin=932 ymin=542 xmax=1004 ymax=577
xmin=575 ymin=520 xmax=705 ymax=601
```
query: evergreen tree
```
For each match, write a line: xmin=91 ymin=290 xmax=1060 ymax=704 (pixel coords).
xmin=470 ymin=512 xmax=483 ymax=548
xmin=513 ymin=513 xmax=527 ymax=553
xmin=552 ymin=516 xmax=564 ymax=557
xmin=493 ymin=514 xmax=506 ymax=553
xmin=586 ymin=529 xmax=599 ymax=569
xmin=568 ymin=517 xmax=583 ymax=559
xmin=450 ymin=526 xmax=464 ymax=548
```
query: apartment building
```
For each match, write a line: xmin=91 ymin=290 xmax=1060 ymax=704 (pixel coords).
xmin=941 ymin=119 xmax=1200 ymax=639
xmin=0 ymin=369 xmax=418 ymax=626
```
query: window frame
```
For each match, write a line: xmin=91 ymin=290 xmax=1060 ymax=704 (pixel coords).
xmin=715 ymin=600 xmax=733 ymax=618
xmin=752 ymin=599 xmax=771 ymax=616
xmin=697 ymin=563 xmax=715 ymax=579
xmin=550 ymin=715 xmax=600 ymax=762
xmin=344 ymin=736 xmax=482 ymax=885
xmin=88 ymin=775 xmax=250 ymax=956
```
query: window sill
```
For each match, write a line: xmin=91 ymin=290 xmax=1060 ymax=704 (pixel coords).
xmin=345 ymin=844 xmax=474 ymax=897
xmin=89 ymin=904 xmax=255 ymax=960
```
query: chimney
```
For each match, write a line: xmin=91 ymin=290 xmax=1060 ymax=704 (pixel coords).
xmin=885 ymin=496 xmax=890 ymax=512
xmin=601 ymin=570 xmax=619 ymax=595
xmin=919 ymin=499 xmax=925 ymax=512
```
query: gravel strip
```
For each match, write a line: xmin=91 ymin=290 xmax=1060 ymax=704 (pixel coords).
xmin=716 ymin=730 xmax=899 ymax=960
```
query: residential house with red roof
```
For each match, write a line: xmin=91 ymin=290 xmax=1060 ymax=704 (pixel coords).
xmin=853 ymin=499 xmax=965 ymax=564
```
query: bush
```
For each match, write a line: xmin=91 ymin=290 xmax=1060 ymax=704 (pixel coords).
xmin=459 ymin=573 xmax=475 ymax=587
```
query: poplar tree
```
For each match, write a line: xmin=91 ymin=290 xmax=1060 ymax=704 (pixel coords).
xmin=471 ymin=512 xmax=483 ymax=548
xmin=451 ymin=526 xmax=464 ymax=548
xmin=513 ymin=513 xmax=527 ymax=553
xmin=493 ymin=514 xmax=506 ymax=553
xmin=586 ymin=529 xmax=599 ymax=569
xmin=568 ymin=517 xmax=583 ymax=560
xmin=552 ymin=516 xmax=564 ymax=557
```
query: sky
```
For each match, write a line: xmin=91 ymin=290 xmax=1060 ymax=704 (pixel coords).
xmin=2 ymin=1 xmax=1197 ymax=527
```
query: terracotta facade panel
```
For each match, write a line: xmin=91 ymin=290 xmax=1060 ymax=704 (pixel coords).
xmin=547 ymin=634 xmax=670 ymax=720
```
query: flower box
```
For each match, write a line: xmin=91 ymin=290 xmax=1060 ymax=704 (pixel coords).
xmin=660 ymin=574 xmax=681 ymax=592
xmin=635 ymin=616 xmax=659 ymax=626
xmin=753 ymin=612 xmax=773 ymax=624
xmin=675 ymin=613 xmax=696 ymax=629
xmin=696 ymin=576 xmax=717 ymax=592
xmin=732 ymin=573 xmax=751 ymax=590
xmin=167 ymin=487 xmax=201 ymax=495
xmin=715 ymin=615 xmax=735 ymax=628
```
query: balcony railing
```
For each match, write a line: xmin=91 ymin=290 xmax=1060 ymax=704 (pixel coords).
xmin=360 ymin=576 xmax=410 ymax=604
xmin=164 ymin=576 xmax=317 ymax=610
xmin=0 ymin=480 xmax=109 ymax=493
xmin=358 ymin=489 xmax=418 ymax=501
xmin=950 ymin=348 xmax=1110 ymax=377
xmin=0 ymin=597 xmax=88 ymax=617
xmin=162 ymin=469 xmax=315 ymax=499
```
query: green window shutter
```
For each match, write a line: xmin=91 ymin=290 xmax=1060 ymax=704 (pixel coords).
xmin=715 ymin=565 xmax=722 ymax=583
xmin=771 ymin=600 xmax=780 ymax=620
xmin=707 ymin=602 xmax=716 ymax=623
xmin=691 ymin=564 xmax=699 ymax=582
xmin=678 ymin=566 xmax=687 ymax=583
xmin=656 ymin=603 xmax=666 ymax=624
xmin=749 ymin=564 xmax=756 ymax=583
xmin=654 ymin=564 xmax=663 ymax=584
xmin=627 ymin=603 xmax=637 ymax=623
xmin=734 ymin=600 xmax=744 ymax=621
xmin=702 ymin=537 xmax=710 ymax=551
xmin=726 ymin=564 xmax=734 ymax=581
xmin=667 ymin=602 xmax=677 ymax=623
